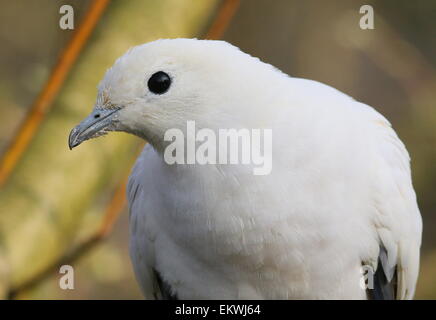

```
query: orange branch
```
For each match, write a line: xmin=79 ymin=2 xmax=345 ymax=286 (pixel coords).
xmin=0 ymin=0 xmax=110 ymax=188
xmin=96 ymin=174 xmax=129 ymax=238
xmin=7 ymin=171 xmax=129 ymax=299
xmin=205 ymin=0 xmax=240 ymax=40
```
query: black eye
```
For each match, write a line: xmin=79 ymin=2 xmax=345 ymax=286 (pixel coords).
xmin=148 ymin=71 xmax=171 ymax=94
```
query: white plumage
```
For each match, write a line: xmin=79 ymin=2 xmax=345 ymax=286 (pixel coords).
xmin=70 ymin=39 xmax=422 ymax=299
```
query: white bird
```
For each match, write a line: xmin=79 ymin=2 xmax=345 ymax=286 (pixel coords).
xmin=69 ymin=38 xmax=422 ymax=299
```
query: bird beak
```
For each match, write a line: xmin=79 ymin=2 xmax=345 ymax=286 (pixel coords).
xmin=68 ymin=108 xmax=120 ymax=150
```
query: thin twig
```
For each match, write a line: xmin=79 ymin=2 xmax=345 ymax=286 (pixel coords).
xmin=204 ymin=0 xmax=240 ymax=40
xmin=7 ymin=173 xmax=128 ymax=299
xmin=0 ymin=0 xmax=110 ymax=188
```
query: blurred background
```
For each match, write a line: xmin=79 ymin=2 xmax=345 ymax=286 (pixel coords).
xmin=0 ymin=0 xmax=434 ymax=299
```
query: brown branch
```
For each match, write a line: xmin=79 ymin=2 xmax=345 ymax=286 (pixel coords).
xmin=7 ymin=0 xmax=241 ymax=299
xmin=7 ymin=173 xmax=128 ymax=299
xmin=0 ymin=0 xmax=111 ymax=188
xmin=204 ymin=0 xmax=240 ymax=40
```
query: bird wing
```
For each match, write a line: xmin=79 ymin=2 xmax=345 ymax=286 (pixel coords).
xmin=362 ymin=104 xmax=422 ymax=300
xmin=368 ymin=246 xmax=397 ymax=300
xmin=127 ymin=144 xmax=176 ymax=299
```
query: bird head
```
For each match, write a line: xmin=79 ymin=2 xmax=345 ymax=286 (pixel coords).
xmin=69 ymin=38 xmax=284 ymax=151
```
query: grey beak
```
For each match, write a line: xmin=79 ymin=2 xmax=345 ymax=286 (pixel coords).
xmin=68 ymin=108 xmax=119 ymax=150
